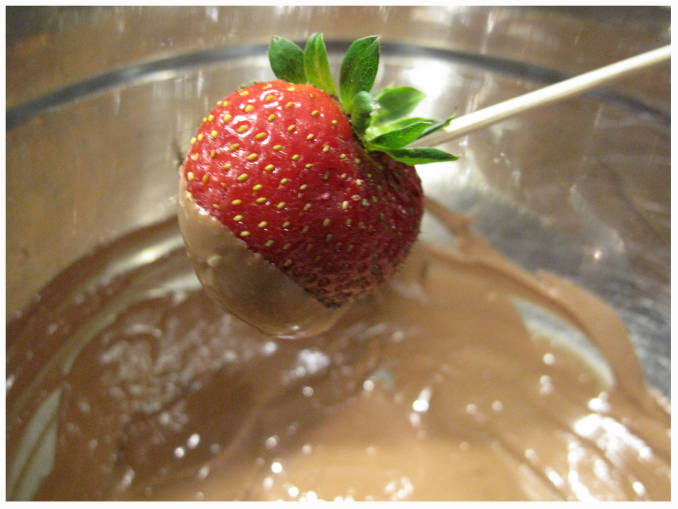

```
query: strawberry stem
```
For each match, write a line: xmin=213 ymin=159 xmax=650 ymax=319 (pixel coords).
xmin=268 ymin=33 xmax=458 ymax=166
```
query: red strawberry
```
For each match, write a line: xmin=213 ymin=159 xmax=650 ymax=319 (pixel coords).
xmin=181 ymin=33 xmax=456 ymax=308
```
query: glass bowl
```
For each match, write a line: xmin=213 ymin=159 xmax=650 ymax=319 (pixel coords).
xmin=6 ymin=6 xmax=670 ymax=501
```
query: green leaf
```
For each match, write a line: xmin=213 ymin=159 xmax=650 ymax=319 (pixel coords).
xmin=365 ymin=116 xmax=436 ymax=140
xmin=369 ymin=118 xmax=437 ymax=150
xmin=372 ymin=86 xmax=425 ymax=124
xmin=417 ymin=114 xmax=455 ymax=139
xmin=303 ymin=33 xmax=337 ymax=96
xmin=384 ymin=147 xmax=458 ymax=165
xmin=269 ymin=36 xmax=306 ymax=83
xmin=350 ymin=91 xmax=374 ymax=136
xmin=339 ymin=35 xmax=380 ymax=112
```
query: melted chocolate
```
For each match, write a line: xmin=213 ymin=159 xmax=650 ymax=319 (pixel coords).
xmin=6 ymin=201 xmax=670 ymax=501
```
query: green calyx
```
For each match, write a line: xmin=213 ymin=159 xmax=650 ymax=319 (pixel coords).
xmin=268 ymin=33 xmax=457 ymax=166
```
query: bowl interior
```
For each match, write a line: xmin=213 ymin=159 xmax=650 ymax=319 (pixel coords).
xmin=7 ymin=6 xmax=670 ymax=396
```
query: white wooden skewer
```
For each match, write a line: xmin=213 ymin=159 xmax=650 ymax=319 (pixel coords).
xmin=412 ymin=45 xmax=670 ymax=147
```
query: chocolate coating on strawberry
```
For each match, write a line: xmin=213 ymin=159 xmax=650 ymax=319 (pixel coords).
xmin=178 ymin=172 xmax=347 ymax=338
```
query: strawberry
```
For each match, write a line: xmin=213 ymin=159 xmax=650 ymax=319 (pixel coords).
xmin=182 ymin=33 xmax=456 ymax=307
